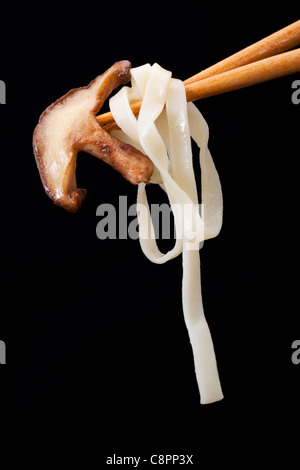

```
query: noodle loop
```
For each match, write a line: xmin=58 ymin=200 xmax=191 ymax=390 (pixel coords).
xmin=110 ymin=63 xmax=223 ymax=404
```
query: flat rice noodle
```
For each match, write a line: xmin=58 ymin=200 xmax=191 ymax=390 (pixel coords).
xmin=109 ymin=63 xmax=223 ymax=404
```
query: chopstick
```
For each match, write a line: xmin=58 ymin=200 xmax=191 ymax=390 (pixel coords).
xmin=97 ymin=20 xmax=300 ymax=127
xmin=184 ymin=19 xmax=300 ymax=84
xmin=184 ymin=48 xmax=300 ymax=101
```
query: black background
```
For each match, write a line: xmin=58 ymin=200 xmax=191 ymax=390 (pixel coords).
xmin=0 ymin=2 xmax=299 ymax=458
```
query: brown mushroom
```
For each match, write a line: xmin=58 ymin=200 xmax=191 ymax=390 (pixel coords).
xmin=32 ymin=60 xmax=153 ymax=212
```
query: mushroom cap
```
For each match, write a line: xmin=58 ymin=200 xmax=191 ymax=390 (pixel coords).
xmin=33 ymin=61 xmax=153 ymax=212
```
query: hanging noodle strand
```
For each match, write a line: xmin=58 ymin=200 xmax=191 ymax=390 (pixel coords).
xmin=110 ymin=63 xmax=223 ymax=404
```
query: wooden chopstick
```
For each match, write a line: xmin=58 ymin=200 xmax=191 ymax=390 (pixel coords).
xmin=184 ymin=48 xmax=300 ymax=102
xmin=184 ymin=19 xmax=300 ymax=84
xmin=97 ymin=20 xmax=300 ymax=127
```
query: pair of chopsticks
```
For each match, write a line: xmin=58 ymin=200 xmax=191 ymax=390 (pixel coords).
xmin=97 ymin=19 xmax=300 ymax=127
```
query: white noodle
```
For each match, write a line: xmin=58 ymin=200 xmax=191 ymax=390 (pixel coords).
xmin=109 ymin=63 xmax=223 ymax=404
